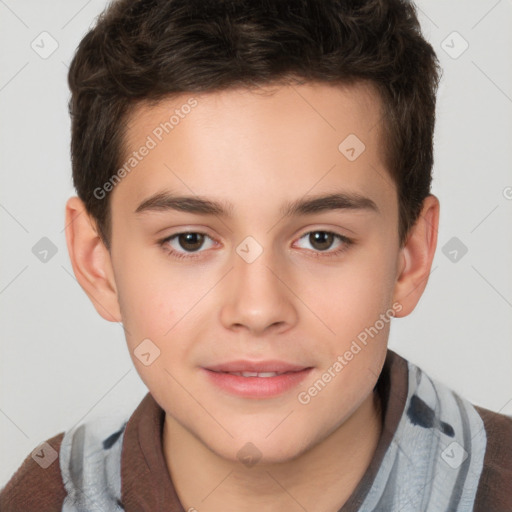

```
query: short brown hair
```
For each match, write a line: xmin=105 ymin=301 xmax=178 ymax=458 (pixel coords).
xmin=68 ymin=0 xmax=441 ymax=250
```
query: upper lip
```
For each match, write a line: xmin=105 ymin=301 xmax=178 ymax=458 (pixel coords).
xmin=205 ymin=360 xmax=311 ymax=373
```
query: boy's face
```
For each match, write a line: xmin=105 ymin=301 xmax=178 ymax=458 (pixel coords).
xmin=80 ymin=82 xmax=431 ymax=463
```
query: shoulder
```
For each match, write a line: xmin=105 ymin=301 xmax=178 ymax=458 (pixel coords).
xmin=0 ymin=432 xmax=67 ymax=512
xmin=390 ymin=352 xmax=512 ymax=510
xmin=473 ymin=404 xmax=512 ymax=511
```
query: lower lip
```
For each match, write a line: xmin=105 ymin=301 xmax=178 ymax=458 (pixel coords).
xmin=202 ymin=368 xmax=313 ymax=398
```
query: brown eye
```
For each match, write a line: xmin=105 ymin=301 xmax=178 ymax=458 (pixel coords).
xmin=161 ymin=232 xmax=216 ymax=259
xmin=294 ymin=230 xmax=353 ymax=258
xmin=308 ymin=231 xmax=335 ymax=251
xmin=176 ymin=232 xmax=205 ymax=252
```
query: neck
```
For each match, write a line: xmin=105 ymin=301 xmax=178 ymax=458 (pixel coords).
xmin=163 ymin=389 xmax=383 ymax=512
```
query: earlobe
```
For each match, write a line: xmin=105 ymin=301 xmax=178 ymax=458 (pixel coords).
xmin=392 ymin=194 xmax=440 ymax=317
xmin=64 ymin=196 xmax=122 ymax=323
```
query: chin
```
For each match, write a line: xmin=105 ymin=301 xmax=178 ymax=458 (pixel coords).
xmin=208 ymin=426 xmax=316 ymax=467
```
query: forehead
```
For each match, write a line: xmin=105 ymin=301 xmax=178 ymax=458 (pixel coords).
xmin=126 ymin=80 xmax=383 ymax=143
xmin=112 ymin=81 xmax=395 ymax=221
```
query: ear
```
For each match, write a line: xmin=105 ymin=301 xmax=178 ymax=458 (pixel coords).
xmin=392 ymin=194 xmax=440 ymax=317
xmin=64 ymin=196 xmax=122 ymax=323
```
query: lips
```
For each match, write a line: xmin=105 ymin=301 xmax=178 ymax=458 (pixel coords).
xmin=202 ymin=362 xmax=313 ymax=398
xmin=221 ymin=371 xmax=287 ymax=378
xmin=205 ymin=360 xmax=310 ymax=374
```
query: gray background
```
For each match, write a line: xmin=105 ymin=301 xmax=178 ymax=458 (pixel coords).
xmin=1 ymin=0 xmax=511 ymax=487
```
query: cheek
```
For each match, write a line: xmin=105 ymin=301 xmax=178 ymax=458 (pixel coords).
xmin=114 ymin=255 xmax=179 ymax=348
xmin=114 ymin=255 xmax=211 ymax=367
xmin=117 ymin=280 xmax=164 ymax=335
xmin=300 ymin=249 xmax=397 ymax=388
xmin=308 ymin=259 xmax=395 ymax=335
xmin=114 ymin=247 xmax=165 ymax=318
xmin=116 ymin=270 xmax=194 ymax=394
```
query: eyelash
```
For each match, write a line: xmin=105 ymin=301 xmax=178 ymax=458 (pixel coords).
xmin=159 ymin=230 xmax=354 ymax=260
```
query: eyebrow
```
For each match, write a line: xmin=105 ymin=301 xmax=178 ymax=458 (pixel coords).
xmin=134 ymin=190 xmax=379 ymax=217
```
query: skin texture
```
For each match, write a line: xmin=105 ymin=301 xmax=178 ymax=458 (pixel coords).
xmin=65 ymin=81 xmax=439 ymax=511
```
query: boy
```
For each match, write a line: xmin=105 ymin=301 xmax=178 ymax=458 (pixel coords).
xmin=1 ymin=0 xmax=511 ymax=510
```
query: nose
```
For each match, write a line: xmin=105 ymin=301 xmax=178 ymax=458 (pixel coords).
xmin=219 ymin=246 xmax=298 ymax=336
